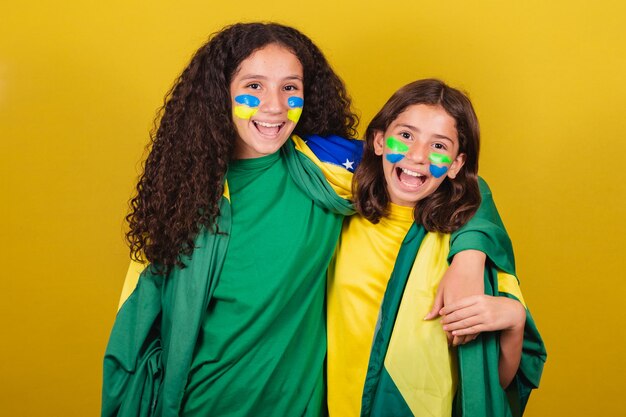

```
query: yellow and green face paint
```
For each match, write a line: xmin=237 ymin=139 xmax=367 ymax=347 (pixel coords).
xmin=233 ymin=94 xmax=260 ymax=119
xmin=428 ymin=152 xmax=452 ymax=178
xmin=287 ymin=96 xmax=304 ymax=123
xmin=385 ymin=137 xmax=409 ymax=163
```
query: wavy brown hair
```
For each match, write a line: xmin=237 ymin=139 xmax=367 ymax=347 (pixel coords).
xmin=126 ymin=22 xmax=358 ymax=271
xmin=354 ymin=79 xmax=480 ymax=233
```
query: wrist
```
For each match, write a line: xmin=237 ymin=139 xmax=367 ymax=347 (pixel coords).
xmin=506 ymin=302 xmax=526 ymax=332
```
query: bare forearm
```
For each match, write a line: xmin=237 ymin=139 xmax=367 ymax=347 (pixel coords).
xmin=498 ymin=311 xmax=525 ymax=388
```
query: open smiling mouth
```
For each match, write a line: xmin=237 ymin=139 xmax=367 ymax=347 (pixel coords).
xmin=253 ymin=120 xmax=286 ymax=137
xmin=396 ymin=167 xmax=426 ymax=188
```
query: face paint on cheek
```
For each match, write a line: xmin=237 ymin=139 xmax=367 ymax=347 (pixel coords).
xmin=428 ymin=152 xmax=453 ymax=178
xmin=385 ymin=137 xmax=409 ymax=163
xmin=287 ymin=96 xmax=304 ymax=123
xmin=233 ymin=94 xmax=260 ymax=119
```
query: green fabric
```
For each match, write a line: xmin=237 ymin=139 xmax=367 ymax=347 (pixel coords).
xmin=102 ymin=196 xmax=231 ymax=417
xmin=180 ymin=150 xmax=341 ymax=416
xmin=102 ymin=138 xmax=354 ymax=417
xmin=360 ymin=179 xmax=546 ymax=417
xmin=452 ymin=266 xmax=512 ymax=417
xmin=500 ymin=293 xmax=547 ymax=414
xmin=368 ymin=369 xmax=413 ymax=415
xmin=452 ymin=268 xmax=547 ymax=417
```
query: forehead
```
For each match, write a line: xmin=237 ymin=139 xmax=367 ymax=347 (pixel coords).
xmin=234 ymin=43 xmax=303 ymax=79
xmin=390 ymin=104 xmax=458 ymax=140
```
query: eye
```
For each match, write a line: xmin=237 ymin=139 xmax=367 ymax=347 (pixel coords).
xmin=284 ymin=84 xmax=299 ymax=92
xmin=400 ymin=131 xmax=412 ymax=140
xmin=433 ymin=142 xmax=447 ymax=150
xmin=246 ymin=83 xmax=261 ymax=90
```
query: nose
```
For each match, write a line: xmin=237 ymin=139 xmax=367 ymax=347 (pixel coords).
xmin=259 ymin=88 xmax=283 ymax=115
xmin=404 ymin=142 xmax=428 ymax=164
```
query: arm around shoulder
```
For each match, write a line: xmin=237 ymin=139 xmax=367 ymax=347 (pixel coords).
xmin=450 ymin=177 xmax=515 ymax=274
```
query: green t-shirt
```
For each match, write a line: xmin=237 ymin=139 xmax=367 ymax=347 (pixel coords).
xmin=180 ymin=151 xmax=343 ymax=416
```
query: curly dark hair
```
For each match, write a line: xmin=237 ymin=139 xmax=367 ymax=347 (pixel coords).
xmin=126 ymin=22 xmax=358 ymax=271
xmin=354 ymin=79 xmax=481 ymax=233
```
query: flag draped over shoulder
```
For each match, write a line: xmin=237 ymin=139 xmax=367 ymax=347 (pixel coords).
xmin=102 ymin=136 xmax=361 ymax=417
xmin=102 ymin=196 xmax=231 ymax=417
xmin=360 ymin=180 xmax=547 ymax=417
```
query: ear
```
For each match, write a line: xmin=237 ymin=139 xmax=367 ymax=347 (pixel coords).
xmin=447 ymin=153 xmax=466 ymax=179
xmin=373 ymin=131 xmax=385 ymax=156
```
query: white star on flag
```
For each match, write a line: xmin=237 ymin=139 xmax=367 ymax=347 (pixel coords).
xmin=342 ymin=159 xmax=354 ymax=170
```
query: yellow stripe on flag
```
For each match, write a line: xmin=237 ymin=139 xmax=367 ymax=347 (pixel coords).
xmin=497 ymin=272 xmax=526 ymax=307
xmin=118 ymin=260 xmax=146 ymax=310
xmin=384 ymin=233 xmax=457 ymax=416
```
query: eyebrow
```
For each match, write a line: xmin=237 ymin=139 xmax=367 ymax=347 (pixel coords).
xmin=397 ymin=123 xmax=454 ymax=143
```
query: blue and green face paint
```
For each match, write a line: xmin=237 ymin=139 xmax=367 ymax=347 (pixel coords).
xmin=428 ymin=152 xmax=453 ymax=178
xmin=385 ymin=136 xmax=453 ymax=178
xmin=233 ymin=94 xmax=260 ymax=119
xmin=385 ymin=137 xmax=409 ymax=163
xmin=287 ymin=96 xmax=304 ymax=123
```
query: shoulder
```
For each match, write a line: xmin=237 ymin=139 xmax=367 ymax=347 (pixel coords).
xmin=477 ymin=176 xmax=492 ymax=195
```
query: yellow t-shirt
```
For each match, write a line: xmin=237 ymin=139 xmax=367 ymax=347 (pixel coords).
xmin=327 ymin=204 xmax=415 ymax=417
xmin=328 ymin=205 xmax=467 ymax=417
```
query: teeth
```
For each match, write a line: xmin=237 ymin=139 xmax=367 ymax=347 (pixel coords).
xmin=254 ymin=121 xmax=283 ymax=128
xmin=401 ymin=167 xmax=423 ymax=177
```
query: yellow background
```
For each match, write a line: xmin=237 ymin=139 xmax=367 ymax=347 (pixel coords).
xmin=1 ymin=0 xmax=625 ymax=415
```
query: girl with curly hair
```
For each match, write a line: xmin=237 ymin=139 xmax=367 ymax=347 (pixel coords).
xmin=103 ymin=22 xmax=361 ymax=417
xmin=327 ymin=79 xmax=545 ymax=417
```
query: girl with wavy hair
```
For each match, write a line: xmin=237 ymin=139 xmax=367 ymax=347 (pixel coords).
xmin=327 ymin=79 xmax=546 ymax=417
